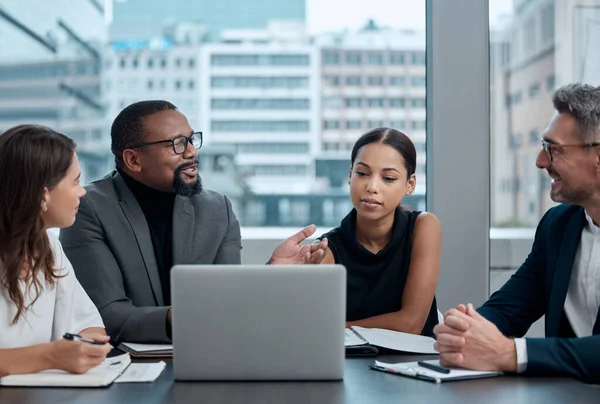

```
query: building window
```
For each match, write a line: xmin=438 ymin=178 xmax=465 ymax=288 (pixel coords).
xmin=529 ymin=129 xmax=540 ymax=144
xmin=523 ymin=17 xmax=536 ymax=53
xmin=188 ymin=80 xmax=195 ymax=90
xmin=345 ymin=52 xmax=362 ymax=65
xmin=411 ymin=120 xmax=426 ymax=130
xmin=212 ymin=98 xmax=310 ymax=109
xmin=390 ymin=120 xmax=406 ymax=129
xmin=211 ymin=120 xmax=310 ymax=132
xmin=132 ymin=58 xmax=139 ymax=68
xmin=390 ymin=53 xmax=405 ymax=65
xmin=119 ymin=58 xmax=126 ymax=68
xmin=411 ymin=52 xmax=426 ymax=65
xmin=211 ymin=54 xmax=309 ymax=66
xmin=323 ymin=51 xmax=340 ymax=65
xmin=367 ymin=76 xmax=384 ymax=86
xmin=324 ymin=75 xmax=340 ymax=86
xmin=541 ymin=4 xmax=555 ymax=42
xmin=159 ymin=80 xmax=166 ymax=90
xmin=147 ymin=58 xmax=154 ymax=68
xmin=212 ymin=76 xmax=309 ymax=89
xmin=175 ymin=58 xmax=182 ymax=68
xmin=367 ymin=52 xmax=384 ymax=65
xmin=160 ymin=58 xmax=167 ymax=68
xmin=175 ymin=80 xmax=181 ymax=90
xmin=147 ymin=80 xmax=153 ymax=90
xmin=323 ymin=97 xmax=342 ymax=108
xmin=345 ymin=97 xmax=362 ymax=108
xmin=323 ymin=120 xmax=340 ymax=130
xmin=390 ymin=76 xmax=405 ymax=86
xmin=367 ymin=98 xmax=384 ymax=108
xmin=236 ymin=143 xmax=309 ymax=153
xmin=345 ymin=75 xmax=361 ymax=86
xmin=546 ymin=75 xmax=555 ymax=91
xmin=390 ymin=98 xmax=406 ymax=108
xmin=368 ymin=120 xmax=384 ymax=129
xmin=410 ymin=98 xmax=426 ymax=108
xmin=529 ymin=82 xmax=541 ymax=98
xmin=189 ymin=58 xmax=195 ymax=68
xmin=411 ymin=76 xmax=426 ymax=87
xmin=346 ymin=120 xmax=362 ymax=129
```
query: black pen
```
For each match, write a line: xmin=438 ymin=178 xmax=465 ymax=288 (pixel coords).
xmin=417 ymin=361 xmax=451 ymax=374
xmin=63 ymin=333 xmax=106 ymax=345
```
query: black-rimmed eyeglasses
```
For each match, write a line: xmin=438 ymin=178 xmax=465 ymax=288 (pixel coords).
xmin=128 ymin=131 xmax=203 ymax=155
xmin=541 ymin=139 xmax=600 ymax=162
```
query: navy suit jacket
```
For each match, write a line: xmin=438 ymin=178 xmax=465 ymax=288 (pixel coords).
xmin=478 ymin=204 xmax=600 ymax=384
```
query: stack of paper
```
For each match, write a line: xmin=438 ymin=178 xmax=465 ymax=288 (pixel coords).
xmin=372 ymin=359 xmax=502 ymax=383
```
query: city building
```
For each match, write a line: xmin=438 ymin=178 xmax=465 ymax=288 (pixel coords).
xmin=491 ymin=0 xmax=600 ymax=227
xmin=0 ymin=0 xmax=109 ymax=184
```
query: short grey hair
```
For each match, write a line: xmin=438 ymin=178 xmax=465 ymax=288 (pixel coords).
xmin=553 ymin=83 xmax=600 ymax=142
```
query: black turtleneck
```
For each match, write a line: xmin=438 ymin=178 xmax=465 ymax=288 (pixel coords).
xmin=118 ymin=168 xmax=176 ymax=305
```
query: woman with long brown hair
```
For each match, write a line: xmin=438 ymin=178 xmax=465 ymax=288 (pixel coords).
xmin=0 ymin=125 xmax=111 ymax=376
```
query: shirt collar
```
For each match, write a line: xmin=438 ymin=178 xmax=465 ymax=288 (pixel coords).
xmin=583 ymin=210 xmax=600 ymax=234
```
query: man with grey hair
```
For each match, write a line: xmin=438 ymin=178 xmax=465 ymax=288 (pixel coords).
xmin=434 ymin=83 xmax=600 ymax=383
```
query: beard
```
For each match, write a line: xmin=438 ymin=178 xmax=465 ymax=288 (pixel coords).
xmin=173 ymin=161 xmax=203 ymax=197
xmin=550 ymin=180 xmax=593 ymax=205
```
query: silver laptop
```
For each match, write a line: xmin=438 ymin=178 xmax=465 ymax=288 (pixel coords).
xmin=171 ymin=264 xmax=346 ymax=381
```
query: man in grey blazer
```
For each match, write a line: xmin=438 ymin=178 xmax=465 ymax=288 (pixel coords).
xmin=60 ymin=100 xmax=327 ymax=344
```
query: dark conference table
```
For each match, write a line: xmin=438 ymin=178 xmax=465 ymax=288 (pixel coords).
xmin=1 ymin=354 xmax=599 ymax=404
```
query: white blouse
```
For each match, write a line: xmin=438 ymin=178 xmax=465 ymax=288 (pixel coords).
xmin=0 ymin=232 xmax=104 ymax=349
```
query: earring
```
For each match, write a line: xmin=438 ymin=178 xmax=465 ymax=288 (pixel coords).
xmin=43 ymin=203 xmax=48 ymax=212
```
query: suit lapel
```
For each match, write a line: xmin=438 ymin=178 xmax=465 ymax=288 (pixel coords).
xmin=114 ymin=173 xmax=164 ymax=306
xmin=547 ymin=209 xmax=586 ymax=336
xmin=172 ymin=195 xmax=195 ymax=265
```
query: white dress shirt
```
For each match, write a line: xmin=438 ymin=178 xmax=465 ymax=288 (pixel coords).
xmin=0 ymin=232 xmax=104 ymax=349
xmin=515 ymin=210 xmax=600 ymax=372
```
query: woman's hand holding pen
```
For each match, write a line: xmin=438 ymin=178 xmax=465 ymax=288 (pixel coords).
xmin=45 ymin=333 xmax=112 ymax=374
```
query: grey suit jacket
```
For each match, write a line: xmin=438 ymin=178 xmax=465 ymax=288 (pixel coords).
xmin=59 ymin=171 xmax=242 ymax=344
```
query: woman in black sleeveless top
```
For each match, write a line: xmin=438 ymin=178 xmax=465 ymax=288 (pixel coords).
xmin=320 ymin=128 xmax=441 ymax=337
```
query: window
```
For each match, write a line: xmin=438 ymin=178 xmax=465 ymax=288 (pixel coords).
xmin=368 ymin=120 xmax=384 ymax=128
xmin=212 ymin=98 xmax=310 ymax=110
xmin=323 ymin=97 xmax=342 ymax=108
xmin=367 ymin=97 xmax=384 ymax=108
xmin=410 ymin=98 xmax=426 ymax=108
xmin=323 ymin=51 xmax=340 ymax=65
xmin=345 ymin=97 xmax=362 ymax=108
xmin=529 ymin=129 xmax=540 ymax=144
xmin=3 ymin=0 xmax=427 ymax=232
xmin=346 ymin=120 xmax=362 ymax=129
xmin=390 ymin=76 xmax=405 ymax=86
xmin=546 ymin=75 xmax=555 ymax=91
xmin=390 ymin=53 xmax=405 ymax=65
xmin=211 ymin=121 xmax=310 ymax=132
xmin=212 ymin=76 xmax=309 ymax=89
xmin=211 ymin=54 xmax=309 ymax=66
xmin=390 ymin=97 xmax=406 ymax=108
xmin=411 ymin=76 xmax=426 ymax=87
xmin=345 ymin=75 xmax=361 ymax=86
xmin=367 ymin=52 xmax=384 ymax=65
xmin=529 ymin=82 xmax=540 ymax=98
xmin=323 ymin=75 xmax=340 ymax=86
xmin=345 ymin=52 xmax=362 ymax=65
xmin=323 ymin=120 xmax=340 ymax=129
xmin=411 ymin=120 xmax=426 ymax=130
xmin=390 ymin=120 xmax=406 ymax=129
xmin=411 ymin=52 xmax=426 ymax=65
xmin=367 ymin=76 xmax=384 ymax=86
xmin=541 ymin=4 xmax=554 ymax=42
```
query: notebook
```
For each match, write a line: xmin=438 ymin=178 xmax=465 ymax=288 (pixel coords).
xmin=117 ymin=342 xmax=173 ymax=358
xmin=0 ymin=354 xmax=131 ymax=387
xmin=371 ymin=359 xmax=502 ymax=383
xmin=345 ymin=326 xmax=438 ymax=354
